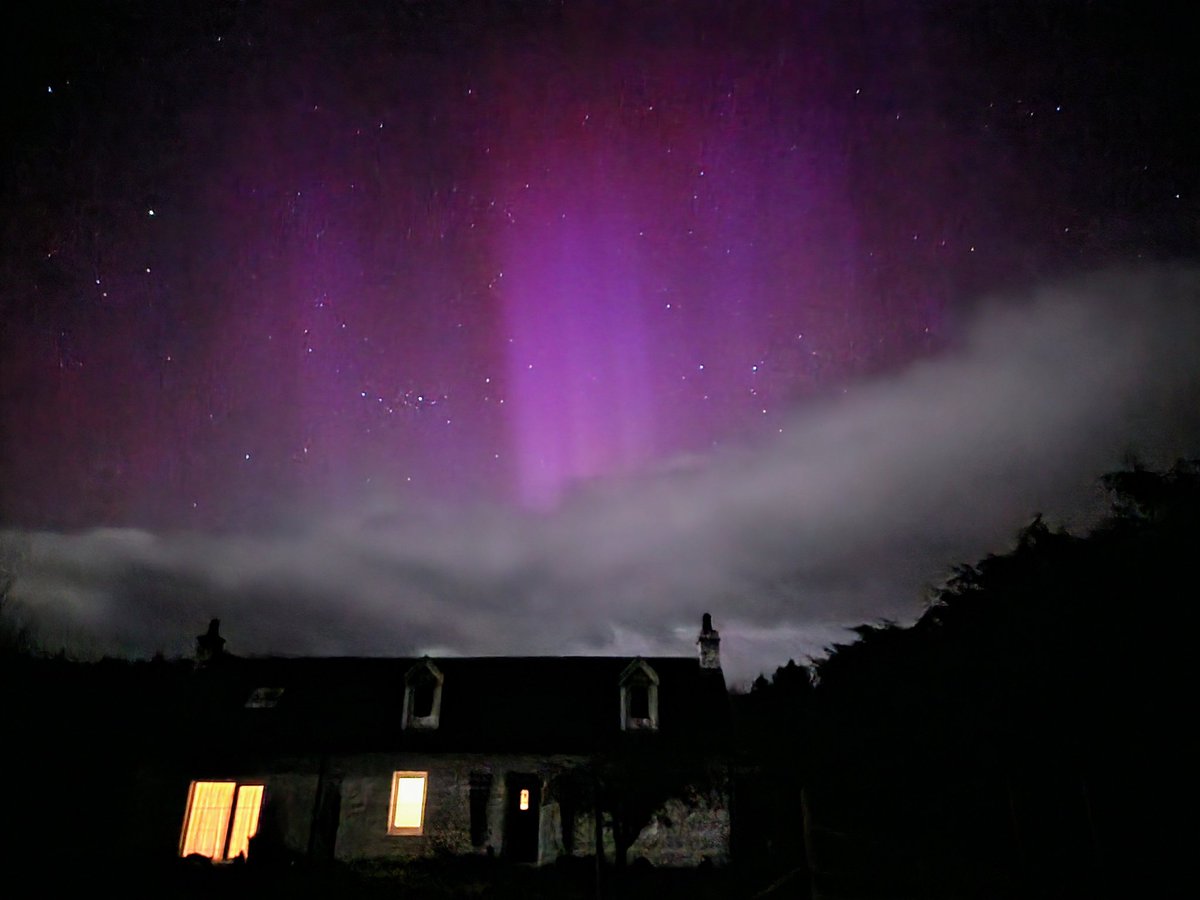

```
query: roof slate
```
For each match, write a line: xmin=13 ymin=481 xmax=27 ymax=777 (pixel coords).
xmin=191 ymin=655 xmax=731 ymax=755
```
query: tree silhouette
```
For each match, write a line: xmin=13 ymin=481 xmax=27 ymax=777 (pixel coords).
xmin=741 ymin=461 xmax=1200 ymax=898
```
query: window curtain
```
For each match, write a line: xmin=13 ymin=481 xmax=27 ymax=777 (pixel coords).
xmin=180 ymin=782 xmax=263 ymax=860
xmin=180 ymin=781 xmax=236 ymax=860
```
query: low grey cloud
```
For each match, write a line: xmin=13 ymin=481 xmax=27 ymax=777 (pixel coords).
xmin=6 ymin=266 xmax=1199 ymax=682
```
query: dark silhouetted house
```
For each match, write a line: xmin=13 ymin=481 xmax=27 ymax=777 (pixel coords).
xmin=170 ymin=615 xmax=732 ymax=867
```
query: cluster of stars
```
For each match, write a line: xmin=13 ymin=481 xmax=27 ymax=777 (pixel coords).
xmin=2 ymin=1 xmax=1193 ymax=526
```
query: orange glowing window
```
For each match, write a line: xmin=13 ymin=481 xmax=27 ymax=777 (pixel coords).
xmin=389 ymin=772 xmax=428 ymax=835
xmin=519 ymin=788 xmax=530 ymax=811
xmin=180 ymin=781 xmax=264 ymax=862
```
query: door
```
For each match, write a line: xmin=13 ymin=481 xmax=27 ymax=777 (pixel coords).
xmin=504 ymin=773 xmax=541 ymax=862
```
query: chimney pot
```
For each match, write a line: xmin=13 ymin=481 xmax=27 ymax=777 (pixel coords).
xmin=697 ymin=613 xmax=721 ymax=669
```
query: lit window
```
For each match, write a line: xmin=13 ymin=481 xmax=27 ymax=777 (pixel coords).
xmin=519 ymin=788 xmax=530 ymax=811
xmin=389 ymin=771 xmax=428 ymax=835
xmin=180 ymin=781 xmax=264 ymax=861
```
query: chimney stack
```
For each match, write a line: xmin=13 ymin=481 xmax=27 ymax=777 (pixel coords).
xmin=697 ymin=613 xmax=721 ymax=669
xmin=195 ymin=618 xmax=226 ymax=665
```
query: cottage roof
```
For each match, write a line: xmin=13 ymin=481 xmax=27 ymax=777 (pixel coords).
xmin=188 ymin=654 xmax=731 ymax=755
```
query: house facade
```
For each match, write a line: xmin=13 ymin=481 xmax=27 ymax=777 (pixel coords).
xmin=174 ymin=615 xmax=732 ymax=868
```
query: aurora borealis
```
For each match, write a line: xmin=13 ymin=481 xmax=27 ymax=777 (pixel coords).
xmin=2 ymin=2 xmax=1197 ymax=674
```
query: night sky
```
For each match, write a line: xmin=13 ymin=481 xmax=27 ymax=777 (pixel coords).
xmin=3 ymin=1 xmax=1198 ymax=679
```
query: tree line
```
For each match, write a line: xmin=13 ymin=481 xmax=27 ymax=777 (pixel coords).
xmin=734 ymin=460 xmax=1199 ymax=898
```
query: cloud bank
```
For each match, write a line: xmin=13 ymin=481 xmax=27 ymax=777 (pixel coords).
xmin=6 ymin=266 xmax=1200 ymax=681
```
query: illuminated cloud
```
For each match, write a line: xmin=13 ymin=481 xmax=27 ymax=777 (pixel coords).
xmin=8 ymin=267 xmax=1199 ymax=680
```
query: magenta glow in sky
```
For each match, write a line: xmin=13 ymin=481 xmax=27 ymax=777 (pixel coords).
xmin=491 ymin=40 xmax=858 ymax=505
xmin=7 ymin=3 xmax=932 ymax=524
xmin=2 ymin=1 xmax=1198 ymax=672
xmin=1 ymin=1 xmax=1193 ymax=530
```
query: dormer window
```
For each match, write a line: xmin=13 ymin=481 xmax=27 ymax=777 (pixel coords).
xmin=402 ymin=659 xmax=444 ymax=730
xmin=619 ymin=659 xmax=659 ymax=731
xmin=628 ymin=683 xmax=650 ymax=719
xmin=412 ymin=680 xmax=435 ymax=718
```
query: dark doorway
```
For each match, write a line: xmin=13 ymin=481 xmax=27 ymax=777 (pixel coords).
xmin=469 ymin=772 xmax=492 ymax=848
xmin=504 ymin=773 xmax=541 ymax=862
xmin=309 ymin=775 xmax=341 ymax=860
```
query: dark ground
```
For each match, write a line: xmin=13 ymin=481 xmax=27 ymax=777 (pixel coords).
xmin=39 ymin=857 xmax=757 ymax=900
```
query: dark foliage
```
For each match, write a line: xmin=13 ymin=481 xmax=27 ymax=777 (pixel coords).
xmin=737 ymin=461 xmax=1200 ymax=898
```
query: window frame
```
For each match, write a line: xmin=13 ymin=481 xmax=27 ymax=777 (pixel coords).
xmin=402 ymin=659 xmax=444 ymax=730
xmin=387 ymin=770 xmax=430 ymax=836
xmin=618 ymin=658 xmax=660 ymax=731
xmin=179 ymin=779 xmax=265 ymax=862
xmin=244 ymin=686 xmax=285 ymax=708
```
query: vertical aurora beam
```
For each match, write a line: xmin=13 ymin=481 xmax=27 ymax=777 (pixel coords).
xmin=486 ymin=18 xmax=864 ymax=508
xmin=499 ymin=176 xmax=657 ymax=507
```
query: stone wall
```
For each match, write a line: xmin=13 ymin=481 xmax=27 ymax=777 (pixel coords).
xmin=331 ymin=752 xmax=589 ymax=863
xmin=259 ymin=767 xmax=323 ymax=855
xmin=166 ymin=751 xmax=729 ymax=867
